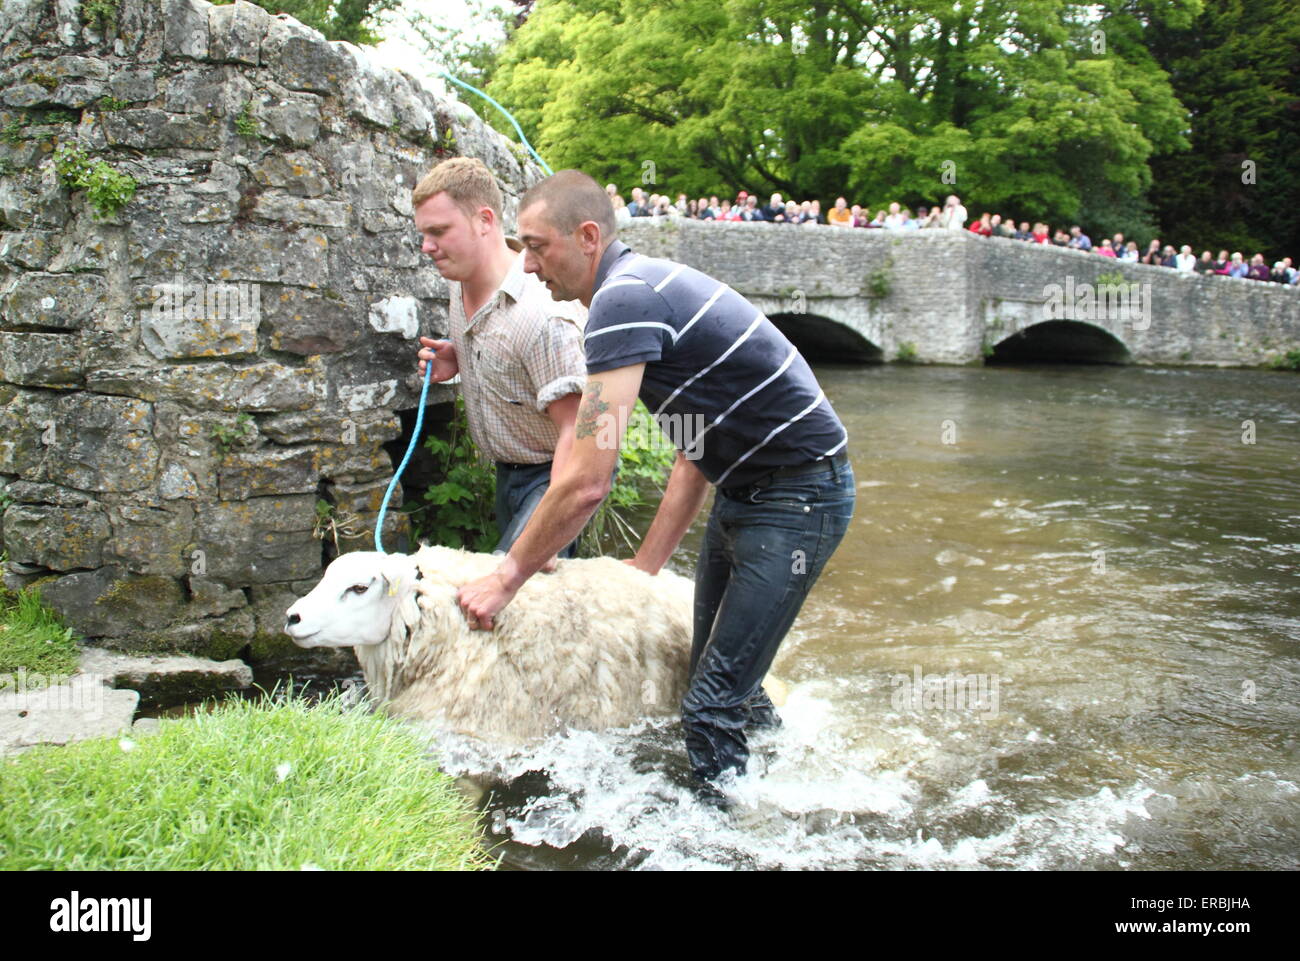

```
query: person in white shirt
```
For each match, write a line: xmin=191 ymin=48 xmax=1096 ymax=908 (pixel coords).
xmin=1175 ymin=244 xmax=1197 ymax=272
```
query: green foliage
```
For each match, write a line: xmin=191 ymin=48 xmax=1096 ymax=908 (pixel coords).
xmin=234 ymin=101 xmax=261 ymax=138
xmin=0 ymin=688 xmax=492 ymax=870
xmin=581 ymin=400 xmax=676 ymax=556
xmin=865 ymin=266 xmax=892 ymax=299
xmin=29 ymin=74 xmax=59 ymax=91
xmin=0 ymin=585 xmax=80 ymax=679
xmin=1 ymin=116 xmax=29 ymax=145
xmin=209 ymin=413 xmax=255 ymax=456
xmin=1096 ymin=270 xmax=1127 ymax=290
xmin=1269 ymin=349 xmax=1300 ymax=371
xmin=479 ymin=0 xmax=1189 ymax=229
xmin=98 ymin=95 xmax=128 ymax=112
xmin=895 ymin=341 xmax=919 ymax=364
xmin=81 ymin=0 xmax=118 ymax=29
xmin=417 ymin=394 xmax=499 ymax=552
xmin=215 ymin=0 xmax=402 ymax=46
xmin=981 ymin=339 xmax=996 ymax=359
xmin=312 ymin=499 xmax=364 ymax=553
xmin=52 ymin=142 xmax=136 ymax=218
xmin=44 ymin=109 xmax=78 ymax=125
xmin=1143 ymin=0 xmax=1300 ymax=262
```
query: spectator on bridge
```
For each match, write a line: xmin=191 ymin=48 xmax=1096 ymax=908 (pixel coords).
xmin=1247 ymin=254 xmax=1271 ymax=281
xmin=828 ymin=197 xmax=853 ymax=226
xmin=719 ymin=198 xmax=740 ymax=221
xmin=1195 ymin=251 xmax=1216 ymax=274
xmin=1068 ymin=226 xmax=1093 ymax=250
xmin=1220 ymin=252 xmax=1248 ymax=277
xmin=763 ymin=193 xmax=787 ymax=221
xmin=901 ymin=207 xmax=921 ymax=229
xmin=1272 ymin=257 xmax=1296 ymax=284
xmin=1140 ymin=240 xmax=1162 ymax=265
xmin=741 ymin=194 xmax=764 ymax=221
xmin=1097 ymin=239 xmax=1118 ymax=258
xmin=1112 ymin=232 xmax=1125 ymax=252
xmin=881 ymin=202 xmax=906 ymax=229
xmin=939 ymin=194 xmax=967 ymax=230
xmin=675 ymin=193 xmax=689 ymax=214
xmin=994 ymin=214 xmax=1016 ymax=238
xmin=969 ymin=212 xmax=993 ymax=236
xmin=627 ymin=187 xmax=649 ymax=217
xmin=1212 ymin=249 xmax=1230 ymax=273
xmin=866 ymin=208 xmax=886 ymax=228
xmin=1031 ymin=222 xmax=1051 ymax=244
xmin=917 ymin=206 xmax=942 ymax=229
xmin=708 ymin=195 xmax=721 ymax=218
xmin=1175 ymin=245 xmax=1196 ymax=271
xmin=781 ymin=199 xmax=800 ymax=223
xmin=1014 ymin=221 xmax=1033 ymax=241
xmin=1160 ymin=245 xmax=1178 ymax=267
xmin=1120 ymin=241 xmax=1140 ymax=262
xmin=808 ymin=199 xmax=825 ymax=224
xmin=1052 ymin=228 xmax=1070 ymax=247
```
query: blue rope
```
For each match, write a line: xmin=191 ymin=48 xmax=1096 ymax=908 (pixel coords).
xmin=375 ymin=360 xmax=434 ymax=554
xmin=437 ymin=69 xmax=553 ymax=175
xmin=374 ymin=70 xmax=548 ymax=553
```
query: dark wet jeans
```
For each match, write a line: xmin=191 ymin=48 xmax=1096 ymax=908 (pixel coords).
xmin=493 ymin=461 xmax=579 ymax=558
xmin=683 ymin=454 xmax=855 ymax=782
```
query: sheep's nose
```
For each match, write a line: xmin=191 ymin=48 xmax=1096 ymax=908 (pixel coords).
xmin=286 ymin=613 xmax=301 ymax=627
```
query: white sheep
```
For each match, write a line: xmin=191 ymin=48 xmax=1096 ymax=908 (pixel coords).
xmin=283 ymin=545 xmax=698 ymax=742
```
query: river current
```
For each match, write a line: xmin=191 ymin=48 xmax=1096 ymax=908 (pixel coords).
xmin=428 ymin=364 xmax=1299 ymax=870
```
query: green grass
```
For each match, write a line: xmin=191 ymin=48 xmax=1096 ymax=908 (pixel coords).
xmin=0 ymin=689 xmax=494 ymax=870
xmin=0 ymin=584 xmax=80 ymax=680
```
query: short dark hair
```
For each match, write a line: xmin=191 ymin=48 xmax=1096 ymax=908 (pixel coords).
xmin=520 ymin=169 xmax=616 ymax=238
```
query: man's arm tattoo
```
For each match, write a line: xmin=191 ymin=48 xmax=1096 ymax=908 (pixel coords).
xmin=575 ymin=381 xmax=610 ymax=439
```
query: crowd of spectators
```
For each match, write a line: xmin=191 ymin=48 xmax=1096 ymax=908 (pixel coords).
xmin=604 ymin=183 xmax=1300 ymax=286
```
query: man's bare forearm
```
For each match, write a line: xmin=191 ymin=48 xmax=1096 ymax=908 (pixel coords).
xmin=632 ymin=453 xmax=710 ymax=573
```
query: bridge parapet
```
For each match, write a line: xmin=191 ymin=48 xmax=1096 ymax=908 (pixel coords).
xmin=618 ymin=219 xmax=1300 ymax=366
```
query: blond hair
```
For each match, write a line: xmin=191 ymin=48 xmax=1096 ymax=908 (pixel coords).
xmin=411 ymin=157 xmax=503 ymax=224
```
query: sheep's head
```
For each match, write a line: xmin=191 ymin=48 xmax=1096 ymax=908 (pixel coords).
xmin=284 ymin=551 xmax=418 ymax=647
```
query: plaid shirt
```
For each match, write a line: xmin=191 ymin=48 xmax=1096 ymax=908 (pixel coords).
xmin=448 ymin=250 xmax=587 ymax=465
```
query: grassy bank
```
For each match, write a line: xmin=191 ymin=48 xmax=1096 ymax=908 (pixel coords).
xmin=0 ymin=578 xmax=80 ymax=681
xmin=0 ymin=690 xmax=493 ymax=870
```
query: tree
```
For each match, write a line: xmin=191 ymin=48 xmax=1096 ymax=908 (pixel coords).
xmin=479 ymin=0 xmax=1190 ymax=237
xmin=1141 ymin=0 xmax=1300 ymax=260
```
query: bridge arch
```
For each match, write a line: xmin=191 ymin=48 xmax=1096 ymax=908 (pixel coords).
xmin=986 ymin=320 xmax=1132 ymax=365
xmin=765 ymin=311 xmax=884 ymax=363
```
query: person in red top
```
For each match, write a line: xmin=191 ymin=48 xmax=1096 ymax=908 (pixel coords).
xmin=1031 ymin=222 xmax=1051 ymax=244
xmin=968 ymin=213 xmax=993 ymax=237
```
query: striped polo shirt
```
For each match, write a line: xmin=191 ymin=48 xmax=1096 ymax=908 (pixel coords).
xmin=583 ymin=240 xmax=849 ymax=488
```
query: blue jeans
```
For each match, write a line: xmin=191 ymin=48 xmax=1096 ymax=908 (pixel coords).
xmin=493 ymin=461 xmax=579 ymax=558
xmin=683 ymin=455 xmax=855 ymax=782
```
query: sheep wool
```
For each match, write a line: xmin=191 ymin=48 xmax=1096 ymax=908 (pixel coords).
xmin=286 ymin=546 xmax=694 ymax=743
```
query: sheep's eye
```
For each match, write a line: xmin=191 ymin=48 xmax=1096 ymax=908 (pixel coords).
xmin=347 ymin=583 xmax=369 ymax=595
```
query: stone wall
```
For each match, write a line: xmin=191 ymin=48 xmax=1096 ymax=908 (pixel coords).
xmin=0 ymin=0 xmax=540 ymax=665
xmin=619 ymin=219 xmax=1300 ymax=366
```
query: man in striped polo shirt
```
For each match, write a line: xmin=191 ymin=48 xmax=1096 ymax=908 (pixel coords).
xmin=458 ymin=170 xmax=855 ymax=795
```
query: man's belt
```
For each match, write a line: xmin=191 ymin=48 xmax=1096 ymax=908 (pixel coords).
xmin=746 ymin=452 xmax=850 ymax=489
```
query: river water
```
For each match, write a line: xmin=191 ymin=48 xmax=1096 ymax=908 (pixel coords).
xmin=427 ymin=364 xmax=1299 ymax=870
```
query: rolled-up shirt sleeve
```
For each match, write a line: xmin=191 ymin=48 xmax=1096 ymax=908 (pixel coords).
xmin=525 ymin=313 xmax=587 ymax=412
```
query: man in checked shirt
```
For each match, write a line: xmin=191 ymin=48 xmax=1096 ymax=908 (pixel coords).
xmin=413 ymin=158 xmax=588 ymax=563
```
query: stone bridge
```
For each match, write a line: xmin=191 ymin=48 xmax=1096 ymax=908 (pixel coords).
xmin=619 ymin=219 xmax=1300 ymax=366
